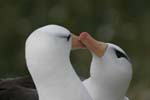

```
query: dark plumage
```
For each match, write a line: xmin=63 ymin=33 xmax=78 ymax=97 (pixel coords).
xmin=0 ymin=76 xmax=85 ymax=100
xmin=0 ymin=76 xmax=38 ymax=100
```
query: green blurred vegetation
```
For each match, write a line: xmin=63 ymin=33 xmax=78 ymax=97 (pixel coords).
xmin=0 ymin=0 xmax=150 ymax=99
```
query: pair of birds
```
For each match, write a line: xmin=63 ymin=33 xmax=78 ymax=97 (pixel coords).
xmin=0 ymin=25 xmax=132 ymax=100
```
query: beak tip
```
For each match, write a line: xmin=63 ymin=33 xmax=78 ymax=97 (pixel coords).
xmin=79 ymin=32 xmax=89 ymax=41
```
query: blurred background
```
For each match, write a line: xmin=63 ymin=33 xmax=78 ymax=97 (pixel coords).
xmin=0 ymin=0 xmax=150 ymax=99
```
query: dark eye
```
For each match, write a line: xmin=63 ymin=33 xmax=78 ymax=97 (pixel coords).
xmin=114 ymin=49 xmax=129 ymax=60
xmin=67 ymin=34 xmax=71 ymax=41
xmin=58 ymin=34 xmax=71 ymax=41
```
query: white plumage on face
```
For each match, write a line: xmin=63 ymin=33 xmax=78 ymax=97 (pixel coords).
xmin=84 ymin=43 xmax=132 ymax=100
xmin=26 ymin=25 xmax=72 ymax=63
xmin=33 ymin=24 xmax=71 ymax=38
xmin=26 ymin=25 xmax=71 ymax=48
xmin=91 ymin=43 xmax=132 ymax=80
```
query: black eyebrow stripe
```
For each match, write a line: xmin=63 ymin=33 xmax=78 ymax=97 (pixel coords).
xmin=57 ymin=34 xmax=71 ymax=41
xmin=67 ymin=34 xmax=71 ymax=41
xmin=114 ymin=49 xmax=129 ymax=60
xmin=58 ymin=35 xmax=68 ymax=38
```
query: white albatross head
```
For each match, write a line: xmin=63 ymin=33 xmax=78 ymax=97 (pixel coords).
xmin=25 ymin=25 xmax=92 ymax=100
xmin=80 ymin=32 xmax=132 ymax=100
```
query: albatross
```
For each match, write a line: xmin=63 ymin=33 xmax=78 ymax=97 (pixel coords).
xmin=0 ymin=25 xmax=132 ymax=100
xmin=25 ymin=25 xmax=92 ymax=100
xmin=79 ymin=32 xmax=132 ymax=100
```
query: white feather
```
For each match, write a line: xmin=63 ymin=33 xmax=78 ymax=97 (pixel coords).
xmin=83 ymin=43 xmax=132 ymax=100
xmin=25 ymin=25 xmax=92 ymax=100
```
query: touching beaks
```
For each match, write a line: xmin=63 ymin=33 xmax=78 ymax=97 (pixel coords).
xmin=71 ymin=32 xmax=107 ymax=57
xmin=71 ymin=34 xmax=86 ymax=49
xmin=79 ymin=32 xmax=108 ymax=57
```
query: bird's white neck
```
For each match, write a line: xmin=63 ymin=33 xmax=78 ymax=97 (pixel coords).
xmin=84 ymin=78 xmax=128 ymax=100
xmin=83 ymin=54 xmax=131 ymax=100
xmin=25 ymin=33 xmax=92 ymax=100
xmin=28 ymin=55 xmax=92 ymax=100
xmin=34 ymin=60 xmax=76 ymax=100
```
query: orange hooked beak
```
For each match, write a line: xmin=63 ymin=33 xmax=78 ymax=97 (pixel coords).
xmin=79 ymin=32 xmax=108 ymax=57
